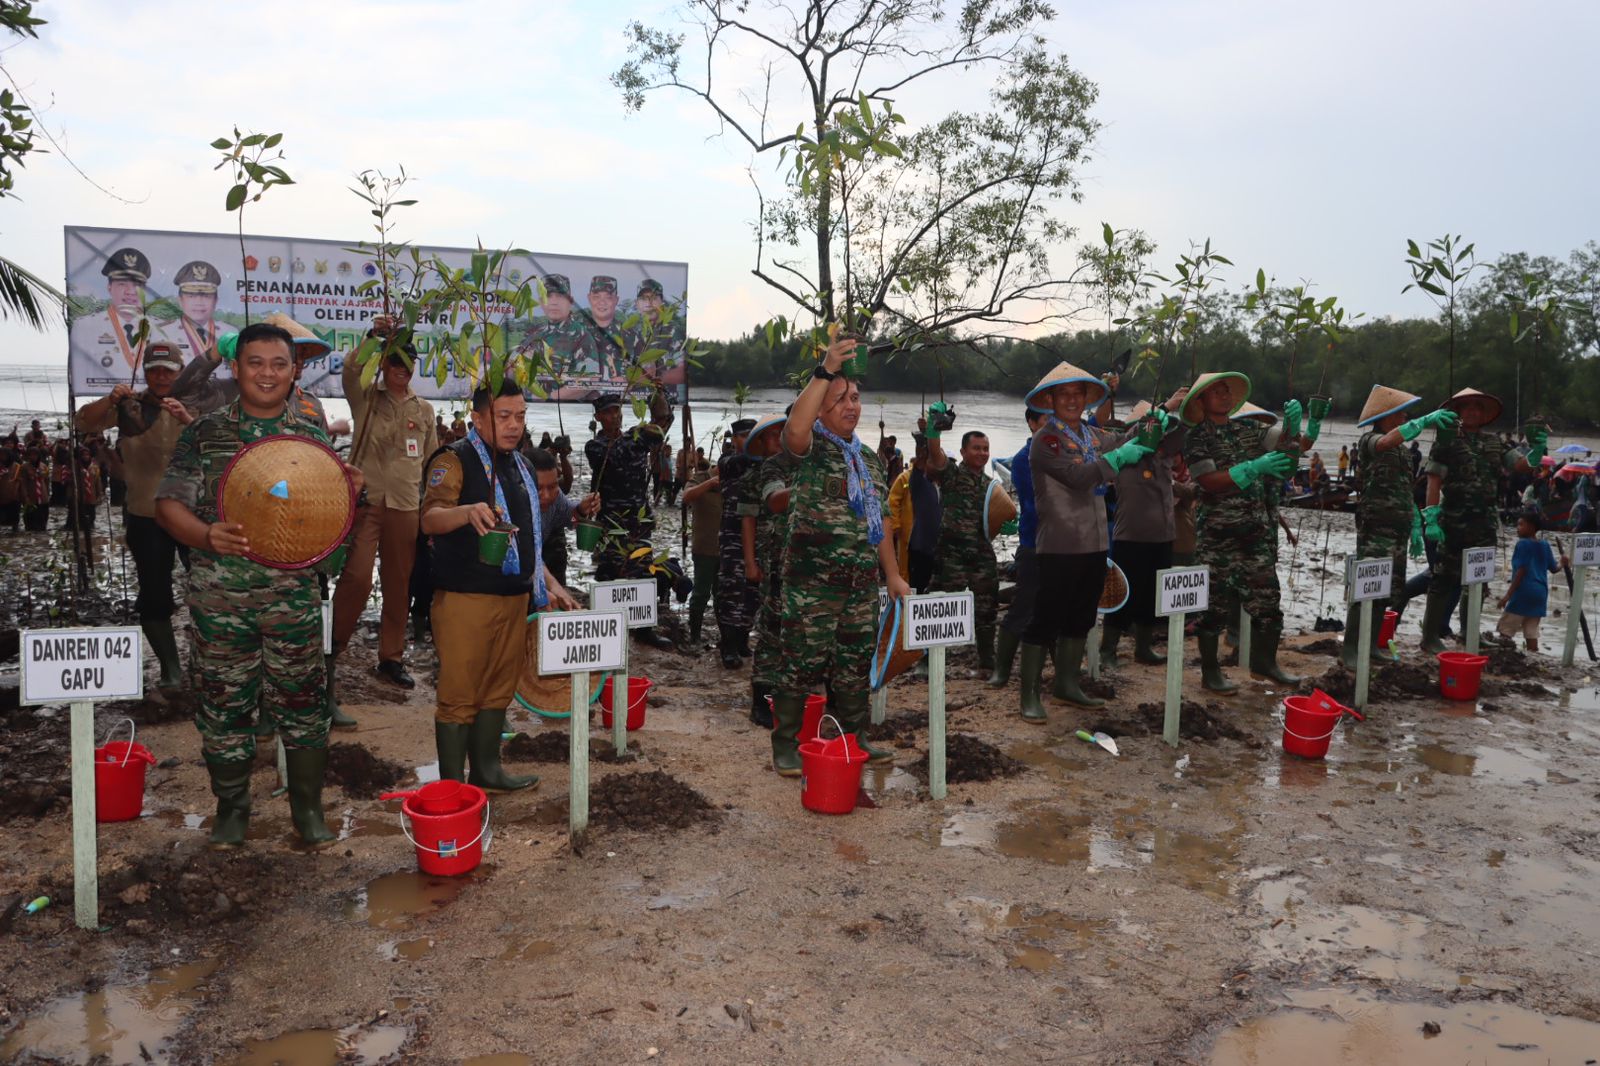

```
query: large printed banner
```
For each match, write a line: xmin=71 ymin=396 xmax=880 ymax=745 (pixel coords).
xmin=64 ymin=225 xmax=689 ymax=401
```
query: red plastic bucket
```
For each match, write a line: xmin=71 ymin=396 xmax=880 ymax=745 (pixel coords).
xmin=94 ymin=720 xmax=156 ymax=823
xmin=413 ymin=780 xmax=466 ymax=815
xmin=1438 ymin=652 xmax=1488 ymax=701
xmin=761 ymin=693 xmax=829 ymax=740
xmin=400 ymin=784 xmax=490 ymax=876
xmin=799 ymin=716 xmax=866 ymax=815
xmin=600 ymin=676 xmax=653 ymax=731
xmin=1377 ymin=609 xmax=1399 ymax=649
xmin=1281 ymin=695 xmax=1343 ymax=760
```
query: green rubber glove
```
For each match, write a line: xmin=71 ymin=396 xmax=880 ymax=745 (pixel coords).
xmin=924 ymin=401 xmax=952 ymax=441
xmin=1103 ymin=439 xmax=1154 ymax=473
xmin=1435 ymin=414 xmax=1457 ymax=445
xmin=217 ymin=332 xmax=239 ymax=362
xmin=1001 ymin=518 xmax=1018 ymax=536
xmin=1305 ymin=408 xmax=1324 ymax=445
xmin=1409 ymin=508 xmax=1426 ymax=559
xmin=1526 ymin=424 xmax=1549 ymax=465
xmin=1422 ymin=503 xmax=1443 ymax=545
xmin=1227 ymin=450 xmax=1295 ymax=491
xmin=1282 ymin=399 xmax=1302 ymax=442
xmin=1399 ymin=409 xmax=1458 ymax=442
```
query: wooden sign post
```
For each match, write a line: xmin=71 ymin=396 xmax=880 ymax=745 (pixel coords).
xmin=1155 ymin=567 xmax=1209 ymax=747
xmin=903 ymin=591 xmax=975 ymax=800
xmin=589 ymin=580 xmax=656 ymax=756
xmin=20 ymin=625 xmax=144 ymax=931
xmin=1564 ymin=533 xmax=1599 ymax=667
xmin=1461 ymin=547 xmax=1496 ymax=656
xmin=1345 ymin=556 xmax=1393 ymax=710
xmin=536 ymin=610 xmax=626 ymax=838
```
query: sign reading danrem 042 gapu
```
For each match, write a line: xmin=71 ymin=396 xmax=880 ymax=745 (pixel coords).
xmin=64 ymin=224 xmax=689 ymax=402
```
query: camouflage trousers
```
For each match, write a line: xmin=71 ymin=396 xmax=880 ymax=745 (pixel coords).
xmin=191 ymin=575 xmax=327 ymax=764
xmin=716 ymin=540 xmax=758 ymax=630
xmin=1432 ymin=519 xmax=1498 ymax=595
xmin=932 ymin=542 xmax=998 ymax=628
xmin=1356 ymin=524 xmax=1409 ymax=619
xmin=775 ymin=553 xmax=876 ymax=698
xmin=751 ymin=570 xmax=784 ymax=689
xmin=1197 ymin=528 xmax=1282 ymax=634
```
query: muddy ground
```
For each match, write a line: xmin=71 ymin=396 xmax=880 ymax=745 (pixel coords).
xmin=4 ymin=509 xmax=1600 ymax=1062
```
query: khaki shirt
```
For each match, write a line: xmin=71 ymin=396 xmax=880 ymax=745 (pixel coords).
xmin=344 ymin=357 xmax=437 ymax=511
xmin=77 ymin=394 xmax=186 ymax=518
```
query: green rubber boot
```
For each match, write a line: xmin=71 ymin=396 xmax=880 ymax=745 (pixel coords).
xmin=1198 ymin=631 xmax=1238 ymax=694
xmin=1340 ymin=604 xmax=1364 ymax=669
xmin=204 ymin=759 xmax=252 ymax=850
xmin=1051 ymin=637 xmax=1105 ymax=708
xmin=987 ymin=627 xmax=1020 ymax=688
xmin=1099 ymin=625 xmax=1124 ymax=670
xmin=467 ymin=708 xmax=538 ymax=792
xmin=142 ymin=618 xmax=184 ymax=690
xmin=770 ymin=693 xmax=804 ymax=777
xmin=975 ymin=624 xmax=996 ymax=674
xmin=1250 ymin=626 xmax=1303 ymax=686
xmin=837 ymin=690 xmax=893 ymax=765
xmin=325 ymin=655 xmax=358 ymax=730
xmin=1133 ymin=623 xmax=1167 ymax=665
xmin=434 ymin=721 xmax=470 ymax=783
xmin=284 ymin=747 xmax=335 ymax=848
xmin=1419 ymin=588 xmax=1449 ymax=654
xmin=1018 ymin=643 xmax=1048 ymax=723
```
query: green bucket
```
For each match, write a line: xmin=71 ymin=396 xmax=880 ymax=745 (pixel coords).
xmin=843 ymin=342 xmax=870 ymax=378
xmin=478 ymin=523 xmax=516 ymax=567
xmin=575 ymin=520 xmax=602 ymax=552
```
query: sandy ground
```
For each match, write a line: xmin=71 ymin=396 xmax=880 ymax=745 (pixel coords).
xmin=4 ymin=594 xmax=1600 ymax=1065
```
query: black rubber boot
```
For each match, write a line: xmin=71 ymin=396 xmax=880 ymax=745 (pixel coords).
xmin=750 ymin=682 xmax=774 ymax=728
xmin=836 ymin=690 xmax=893 ymax=765
xmin=326 ymin=655 xmax=358 ymax=729
xmin=1018 ymin=643 xmax=1048 ymax=723
xmin=1420 ymin=589 xmax=1449 ymax=654
xmin=142 ymin=618 xmax=184 ymax=690
xmin=1340 ymin=604 xmax=1363 ymax=669
xmin=1133 ymin=623 xmax=1167 ymax=665
xmin=987 ymin=628 xmax=1020 ymax=688
xmin=1250 ymin=626 xmax=1303 ymax=686
xmin=1099 ymin=625 xmax=1124 ymax=670
xmin=204 ymin=759 xmax=252 ymax=850
xmin=975 ymin=624 xmax=996 ymax=674
xmin=719 ymin=625 xmax=741 ymax=668
xmin=434 ymin=721 xmax=470 ymax=783
xmin=284 ymin=747 xmax=335 ymax=848
xmin=467 ymin=708 xmax=538 ymax=792
xmin=771 ymin=693 xmax=804 ymax=777
xmin=1051 ymin=637 xmax=1104 ymax=708
xmin=1198 ymin=631 xmax=1238 ymax=693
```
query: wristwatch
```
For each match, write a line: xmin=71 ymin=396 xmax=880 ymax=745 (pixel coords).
xmin=811 ymin=364 xmax=838 ymax=382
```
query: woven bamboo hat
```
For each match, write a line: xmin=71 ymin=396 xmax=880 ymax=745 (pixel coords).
xmin=262 ymin=312 xmax=332 ymax=361
xmin=1180 ymin=371 xmax=1251 ymax=426
xmin=514 ymin=613 xmax=604 ymax=719
xmin=1232 ymin=401 xmax=1278 ymax=425
xmin=1099 ymin=559 xmax=1129 ymax=612
xmin=983 ymin=479 xmax=1018 ymax=539
xmin=1441 ymin=387 xmax=1503 ymax=424
xmin=871 ymin=598 xmax=925 ymax=690
xmin=217 ymin=435 xmax=356 ymax=569
xmin=1025 ymin=361 xmax=1107 ymax=414
xmin=1355 ymin=385 xmax=1422 ymax=428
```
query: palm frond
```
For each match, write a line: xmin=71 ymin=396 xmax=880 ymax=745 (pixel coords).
xmin=0 ymin=253 xmax=64 ymax=330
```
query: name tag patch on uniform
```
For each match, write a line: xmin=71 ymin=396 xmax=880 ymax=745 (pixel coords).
xmin=407 ymin=438 xmax=420 ymax=458
xmin=428 ymin=465 xmax=447 ymax=486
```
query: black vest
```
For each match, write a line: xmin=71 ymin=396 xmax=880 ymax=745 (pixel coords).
xmin=430 ymin=438 xmax=538 ymax=597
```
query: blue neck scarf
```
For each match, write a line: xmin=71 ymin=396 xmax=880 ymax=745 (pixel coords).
xmin=466 ymin=427 xmax=547 ymax=606
xmin=813 ymin=420 xmax=883 ymax=546
xmin=1048 ymin=415 xmax=1108 ymax=496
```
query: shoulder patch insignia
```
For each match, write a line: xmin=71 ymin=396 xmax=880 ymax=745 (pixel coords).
xmin=428 ymin=465 xmax=447 ymax=487
xmin=1044 ymin=436 xmax=1061 ymax=453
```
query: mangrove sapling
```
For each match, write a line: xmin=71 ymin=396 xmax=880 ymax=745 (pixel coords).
xmin=210 ymin=129 xmax=293 ymax=325
xmin=1403 ymin=234 xmax=1481 ymax=394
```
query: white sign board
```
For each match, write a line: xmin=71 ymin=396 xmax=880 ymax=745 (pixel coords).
xmin=590 ymin=580 xmax=657 ymax=629
xmin=1462 ymin=547 xmax=1496 ymax=586
xmin=21 ymin=627 xmax=144 ymax=705
xmin=903 ymin=592 xmax=975 ymax=649
xmin=1156 ymin=567 xmax=1210 ymax=617
xmin=1346 ymin=557 xmax=1393 ymax=603
xmin=1574 ymin=533 xmax=1600 ymax=568
xmin=537 ymin=611 xmax=626 ymax=675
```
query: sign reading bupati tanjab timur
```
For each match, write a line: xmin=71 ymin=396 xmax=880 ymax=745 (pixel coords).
xmin=64 ymin=224 xmax=690 ymax=401
xmin=904 ymin=592 xmax=975 ymax=649
xmin=591 ymin=579 xmax=657 ymax=629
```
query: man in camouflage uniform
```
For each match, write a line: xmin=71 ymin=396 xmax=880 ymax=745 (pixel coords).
xmin=771 ymin=335 xmax=912 ymax=775
xmin=580 ymin=275 xmax=628 ymax=379
xmin=739 ymin=415 xmax=792 ymax=726
xmin=585 ymin=390 xmax=675 ymax=648
xmin=1421 ymin=387 xmax=1542 ymax=652
xmin=928 ymin=427 xmax=1000 ymax=673
xmin=1181 ymin=372 xmax=1314 ymax=691
xmin=155 ymin=322 xmax=362 ymax=849
xmin=714 ymin=418 xmax=760 ymax=667
xmin=524 ymin=274 xmax=596 ymax=378
xmin=628 ymin=278 xmax=688 ymax=387
xmin=170 ymin=311 xmax=335 ymax=434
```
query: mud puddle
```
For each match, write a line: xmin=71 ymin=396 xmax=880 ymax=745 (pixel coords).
xmin=498 ymin=939 xmax=557 ymax=961
xmin=379 ymin=937 xmax=434 ymax=961
xmin=1255 ymin=876 xmax=1457 ymax=985
xmin=1414 ymin=742 xmax=1550 ymax=784
xmin=230 ymin=1022 xmax=409 ymax=1065
xmin=947 ymin=896 xmax=1110 ymax=973
xmin=152 ymin=808 xmax=400 ymax=842
xmin=0 ymin=958 xmax=218 ymax=1064
xmin=1208 ymin=987 xmax=1600 ymax=1064
xmin=342 ymin=869 xmax=488 ymax=929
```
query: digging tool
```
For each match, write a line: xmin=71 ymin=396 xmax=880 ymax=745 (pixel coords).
xmin=1074 ymin=729 xmax=1119 ymax=756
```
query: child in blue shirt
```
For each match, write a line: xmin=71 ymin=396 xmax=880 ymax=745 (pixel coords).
xmin=1496 ymin=510 xmax=1566 ymax=652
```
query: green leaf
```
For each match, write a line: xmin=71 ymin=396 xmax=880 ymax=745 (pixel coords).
xmin=1417 ymin=280 xmax=1446 ymax=297
xmin=1509 ymin=312 xmax=1519 ymax=339
xmin=264 ymin=132 xmax=283 ymax=148
xmin=209 ymin=137 xmax=232 ymax=150
xmin=1406 ymin=239 xmax=1421 ymax=259
xmin=1102 ymin=222 xmax=1114 ymax=247
xmin=225 ymin=184 xmax=248 ymax=211
xmin=239 ymin=133 xmax=265 ymax=147
xmin=1255 ymin=267 xmax=1266 ymax=293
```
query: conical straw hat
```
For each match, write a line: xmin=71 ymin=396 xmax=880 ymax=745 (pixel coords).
xmin=1232 ymin=401 xmax=1277 ymax=425
xmin=871 ymin=597 xmax=925 ymax=690
xmin=514 ymin=615 xmax=604 ymax=719
xmin=983 ymin=479 xmax=1018 ymax=539
xmin=1441 ymin=387 xmax=1503 ymax=424
xmin=1355 ymin=385 xmax=1421 ymax=427
xmin=1025 ymin=361 xmax=1107 ymax=414
xmin=742 ymin=414 xmax=787 ymax=455
xmin=217 ymin=434 xmax=356 ymax=569
xmin=262 ymin=312 xmax=333 ymax=360
xmin=1180 ymin=371 xmax=1250 ymax=426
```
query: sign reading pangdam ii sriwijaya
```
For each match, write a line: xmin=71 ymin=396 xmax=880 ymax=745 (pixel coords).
xmin=64 ymin=225 xmax=689 ymax=401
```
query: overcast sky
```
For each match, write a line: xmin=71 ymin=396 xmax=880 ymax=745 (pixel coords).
xmin=0 ymin=0 xmax=1595 ymax=367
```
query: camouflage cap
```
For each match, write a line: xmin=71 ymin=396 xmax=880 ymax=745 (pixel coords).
xmin=543 ymin=273 xmax=572 ymax=298
xmin=636 ymin=278 xmax=664 ymax=298
xmin=592 ymin=392 xmax=624 ymax=413
xmin=589 ymin=275 xmax=618 ymax=296
xmin=101 ymin=247 xmax=151 ymax=284
xmin=173 ymin=260 xmax=222 ymax=294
